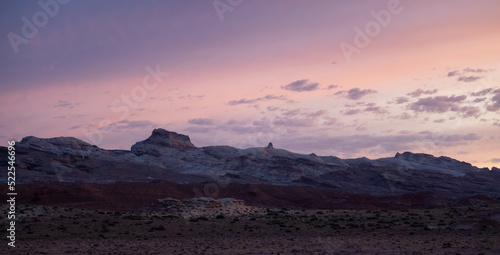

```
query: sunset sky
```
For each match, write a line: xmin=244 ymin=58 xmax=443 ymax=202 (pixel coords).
xmin=1 ymin=0 xmax=499 ymax=168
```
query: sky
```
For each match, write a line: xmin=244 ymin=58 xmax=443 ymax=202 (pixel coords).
xmin=1 ymin=0 xmax=500 ymax=168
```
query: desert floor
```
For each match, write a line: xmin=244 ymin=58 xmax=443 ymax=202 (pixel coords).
xmin=3 ymin=204 xmax=500 ymax=254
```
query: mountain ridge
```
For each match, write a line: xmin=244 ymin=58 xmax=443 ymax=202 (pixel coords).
xmin=2 ymin=128 xmax=500 ymax=200
xmin=13 ymin=128 xmax=494 ymax=171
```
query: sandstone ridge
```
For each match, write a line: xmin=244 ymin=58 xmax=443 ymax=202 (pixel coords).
xmin=2 ymin=129 xmax=500 ymax=200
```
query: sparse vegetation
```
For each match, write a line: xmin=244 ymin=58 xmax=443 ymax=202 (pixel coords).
xmin=3 ymin=203 xmax=500 ymax=254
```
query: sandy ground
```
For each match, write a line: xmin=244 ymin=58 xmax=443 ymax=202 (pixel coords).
xmin=3 ymin=204 xmax=500 ymax=254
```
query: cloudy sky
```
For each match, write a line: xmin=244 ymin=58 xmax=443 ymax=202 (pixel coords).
xmin=1 ymin=0 xmax=499 ymax=168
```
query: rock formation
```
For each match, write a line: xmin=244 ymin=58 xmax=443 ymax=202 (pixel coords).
xmin=2 ymin=129 xmax=500 ymax=200
xmin=131 ymin=129 xmax=195 ymax=156
xmin=142 ymin=197 xmax=249 ymax=217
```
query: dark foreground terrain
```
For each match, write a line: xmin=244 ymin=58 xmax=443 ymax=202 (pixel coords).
xmin=5 ymin=181 xmax=500 ymax=211
xmin=4 ymin=203 xmax=500 ymax=254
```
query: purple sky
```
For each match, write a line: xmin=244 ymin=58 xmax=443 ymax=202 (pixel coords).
xmin=1 ymin=0 xmax=500 ymax=168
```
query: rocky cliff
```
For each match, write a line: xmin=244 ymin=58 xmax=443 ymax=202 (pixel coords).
xmin=2 ymin=128 xmax=500 ymax=199
xmin=131 ymin=129 xmax=196 ymax=156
